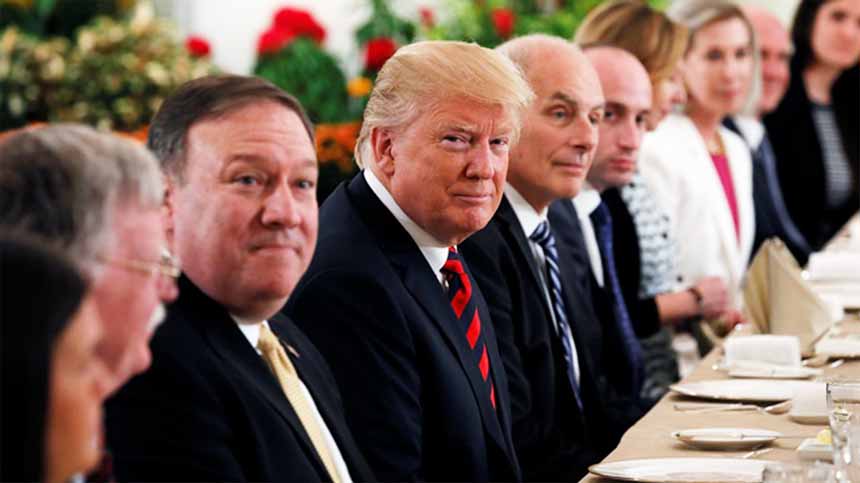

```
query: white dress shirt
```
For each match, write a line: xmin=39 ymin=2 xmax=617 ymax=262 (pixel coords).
xmin=505 ymin=185 xmax=581 ymax=385
xmin=233 ymin=317 xmax=353 ymax=483
xmin=571 ymin=186 xmax=605 ymax=287
xmin=364 ymin=169 xmax=450 ymax=285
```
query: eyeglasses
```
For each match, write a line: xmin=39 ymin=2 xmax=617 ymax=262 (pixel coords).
xmin=97 ymin=251 xmax=181 ymax=279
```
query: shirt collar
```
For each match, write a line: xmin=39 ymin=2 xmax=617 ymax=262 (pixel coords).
xmin=730 ymin=115 xmax=765 ymax=148
xmin=364 ymin=169 xmax=450 ymax=275
xmin=231 ymin=314 xmax=267 ymax=349
xmin=504 ymin=183 xmax=548 ymax=239
xmin=571 ymin=183 xmax=601 ymax=216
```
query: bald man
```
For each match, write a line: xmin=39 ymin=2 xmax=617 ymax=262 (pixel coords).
xmin=725 ymin=6 xmax=809 ymax=261
xmin=460 ymin=36 xmax=641 ymax=481
xmin=745 ymin=6 xmax=792 ymax=116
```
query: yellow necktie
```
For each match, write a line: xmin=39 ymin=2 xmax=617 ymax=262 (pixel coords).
xmin=257 ymin=324 xmax=342 ymax=483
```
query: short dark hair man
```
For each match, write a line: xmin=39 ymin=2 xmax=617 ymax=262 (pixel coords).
xmin=105 ymin=75 xmax=374 ymax=482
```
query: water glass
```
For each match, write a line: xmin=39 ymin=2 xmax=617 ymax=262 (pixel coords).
xmin=827 ymin=378 xmax=860 ymax=471
xmin=762 ymin=462 xmax=836 ymax=482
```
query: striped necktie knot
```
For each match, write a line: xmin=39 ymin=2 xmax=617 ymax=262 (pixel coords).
xmin=530 ymin=220 xmax=557 ymax=253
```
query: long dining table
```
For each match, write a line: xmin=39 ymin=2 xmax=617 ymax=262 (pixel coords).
xmin=581 ymin=217 xmax=860 ymax=482
xmin=580 ymin=331 xmax=860 ymax=482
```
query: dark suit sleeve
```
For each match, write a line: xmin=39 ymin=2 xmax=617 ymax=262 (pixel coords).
xmin=105 ymin=342 xmax=245 ymax=482
xmin=634 ymin=297 xmax=661 ymax=338
xmin=286 ymin=269 xmax=424 ymax=482
xmin=460 ymin=234 xmax=604 ymax=481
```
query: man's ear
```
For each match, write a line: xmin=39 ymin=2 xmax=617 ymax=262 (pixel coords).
xmin=371 ymin=127 xmax=396 ymax=178
xmin=162 ymin=175 xmax=176 ymax=250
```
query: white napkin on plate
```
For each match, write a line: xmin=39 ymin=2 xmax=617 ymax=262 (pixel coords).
xmin=724 ymin=335 xmax=801 ymax=367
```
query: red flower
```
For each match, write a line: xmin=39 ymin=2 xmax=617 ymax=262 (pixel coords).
xmin=257 ymin=27 xmax=295 ymax=55
xmin=365 ymin=37 xmax=397 ymax=71
xmin=491 ymin=8 xmax=516 ymax=39
xmin=185 ymin=35 xmax=211 ymax=57
xmin=273 ymin=7 xmax=326 ymax=44
xmin=419 ymin=7 xmax=435 ymax=28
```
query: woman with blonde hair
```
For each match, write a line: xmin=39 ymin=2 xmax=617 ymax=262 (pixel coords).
xmin=639 ymin=0 xmax=757 ymax=342
xmin=576 ymin=0 xmax=688 ymax=130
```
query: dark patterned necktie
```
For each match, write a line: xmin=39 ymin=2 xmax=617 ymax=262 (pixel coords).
xmin=590 ymin=201 xmax=644 ymax=396
xmin=529 ymin=221 xmax=583 ymax=410
xmin=441 ymin=247 xmax=496 ymax=409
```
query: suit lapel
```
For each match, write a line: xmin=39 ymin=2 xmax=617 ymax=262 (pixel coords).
xmin=495 ymin=197 xmax=560 ymax=346
xmin=495 ymin=197 xmax=545 ymax=293
xmin=269 ymin=320 xmax=373 ymax=481
xmin=346 ymin=174 xmax=512 ymax=461
xmin=179 ymin=279 xmax=329 ymax=478
xmin=393 ymin=247 xmax=512 ymax=455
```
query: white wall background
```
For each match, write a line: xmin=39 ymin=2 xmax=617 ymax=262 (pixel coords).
xmin=164 ymin=0 xmax=799 ymax=76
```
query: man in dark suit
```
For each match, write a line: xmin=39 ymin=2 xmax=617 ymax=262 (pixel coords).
xmin=285 ymin=41 xmax=533 ymax=482
xmin=459 ymin=36 xmax=640 ymax=481
xmin=727 ymin=6 xmax=810 ymax=263
xmin=105 ymin=75 xmax=374 ymax=482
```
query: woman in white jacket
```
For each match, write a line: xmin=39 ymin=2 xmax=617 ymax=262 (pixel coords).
xmin=639 ymin=0 xmax=757 ymax=327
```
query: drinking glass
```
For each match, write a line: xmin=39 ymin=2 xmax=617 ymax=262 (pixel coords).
xmin=827 ymin=378 xmax=860 ymax=477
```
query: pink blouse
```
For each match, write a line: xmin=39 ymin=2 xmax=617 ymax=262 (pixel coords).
xmin=711 ymin=153 xmax=740 ymax=244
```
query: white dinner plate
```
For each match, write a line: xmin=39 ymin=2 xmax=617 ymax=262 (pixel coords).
xmin=670 ymin=379 xmax=820 ymax=402
xmin=672 ymin=428 xmax=780 ymax=450
xmin=728 ymin=366 xmax=821 ymax=379
xmin=589 ymin=457 xmax=772 ymax=482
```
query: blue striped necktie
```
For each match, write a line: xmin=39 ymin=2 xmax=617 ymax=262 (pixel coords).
xmin=530 ymin=220 xmax=583 ymax=410
xmin=590 ymin=201 xmax=644 ymax=396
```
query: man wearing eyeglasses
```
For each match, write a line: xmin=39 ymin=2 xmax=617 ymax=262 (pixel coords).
xmin=0 ymin=124 xmax=178 ymax=395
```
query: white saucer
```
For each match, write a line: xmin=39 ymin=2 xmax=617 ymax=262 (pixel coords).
xmin=788 ymin=410 xmax=829 ymax=424
xmin=728 ymin=366 xmax=821 ymax=379
xmin=672 ymin=428 xmax=780 ymax=450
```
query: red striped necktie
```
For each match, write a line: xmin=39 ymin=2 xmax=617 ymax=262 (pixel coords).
xmin=441 ymin=247 xmax=496 ymax=409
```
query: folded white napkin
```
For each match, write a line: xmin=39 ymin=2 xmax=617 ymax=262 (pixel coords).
xmin=815 ymin=335 xmax=860 ymax=357
xmin=724 ymin=335 xmax=801 ymax=367
xmin=807 ymin=252 xmax=860 ymax=282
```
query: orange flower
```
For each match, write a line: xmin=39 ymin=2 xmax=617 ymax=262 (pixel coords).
xmin=347 ymin=77 xmax=373 ymax=98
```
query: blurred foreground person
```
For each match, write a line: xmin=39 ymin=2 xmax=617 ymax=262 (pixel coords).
xmin=1 ymin=238 xmax=111 ymax=483
xmin=0 ymin=124 xmax=178 ymax=394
